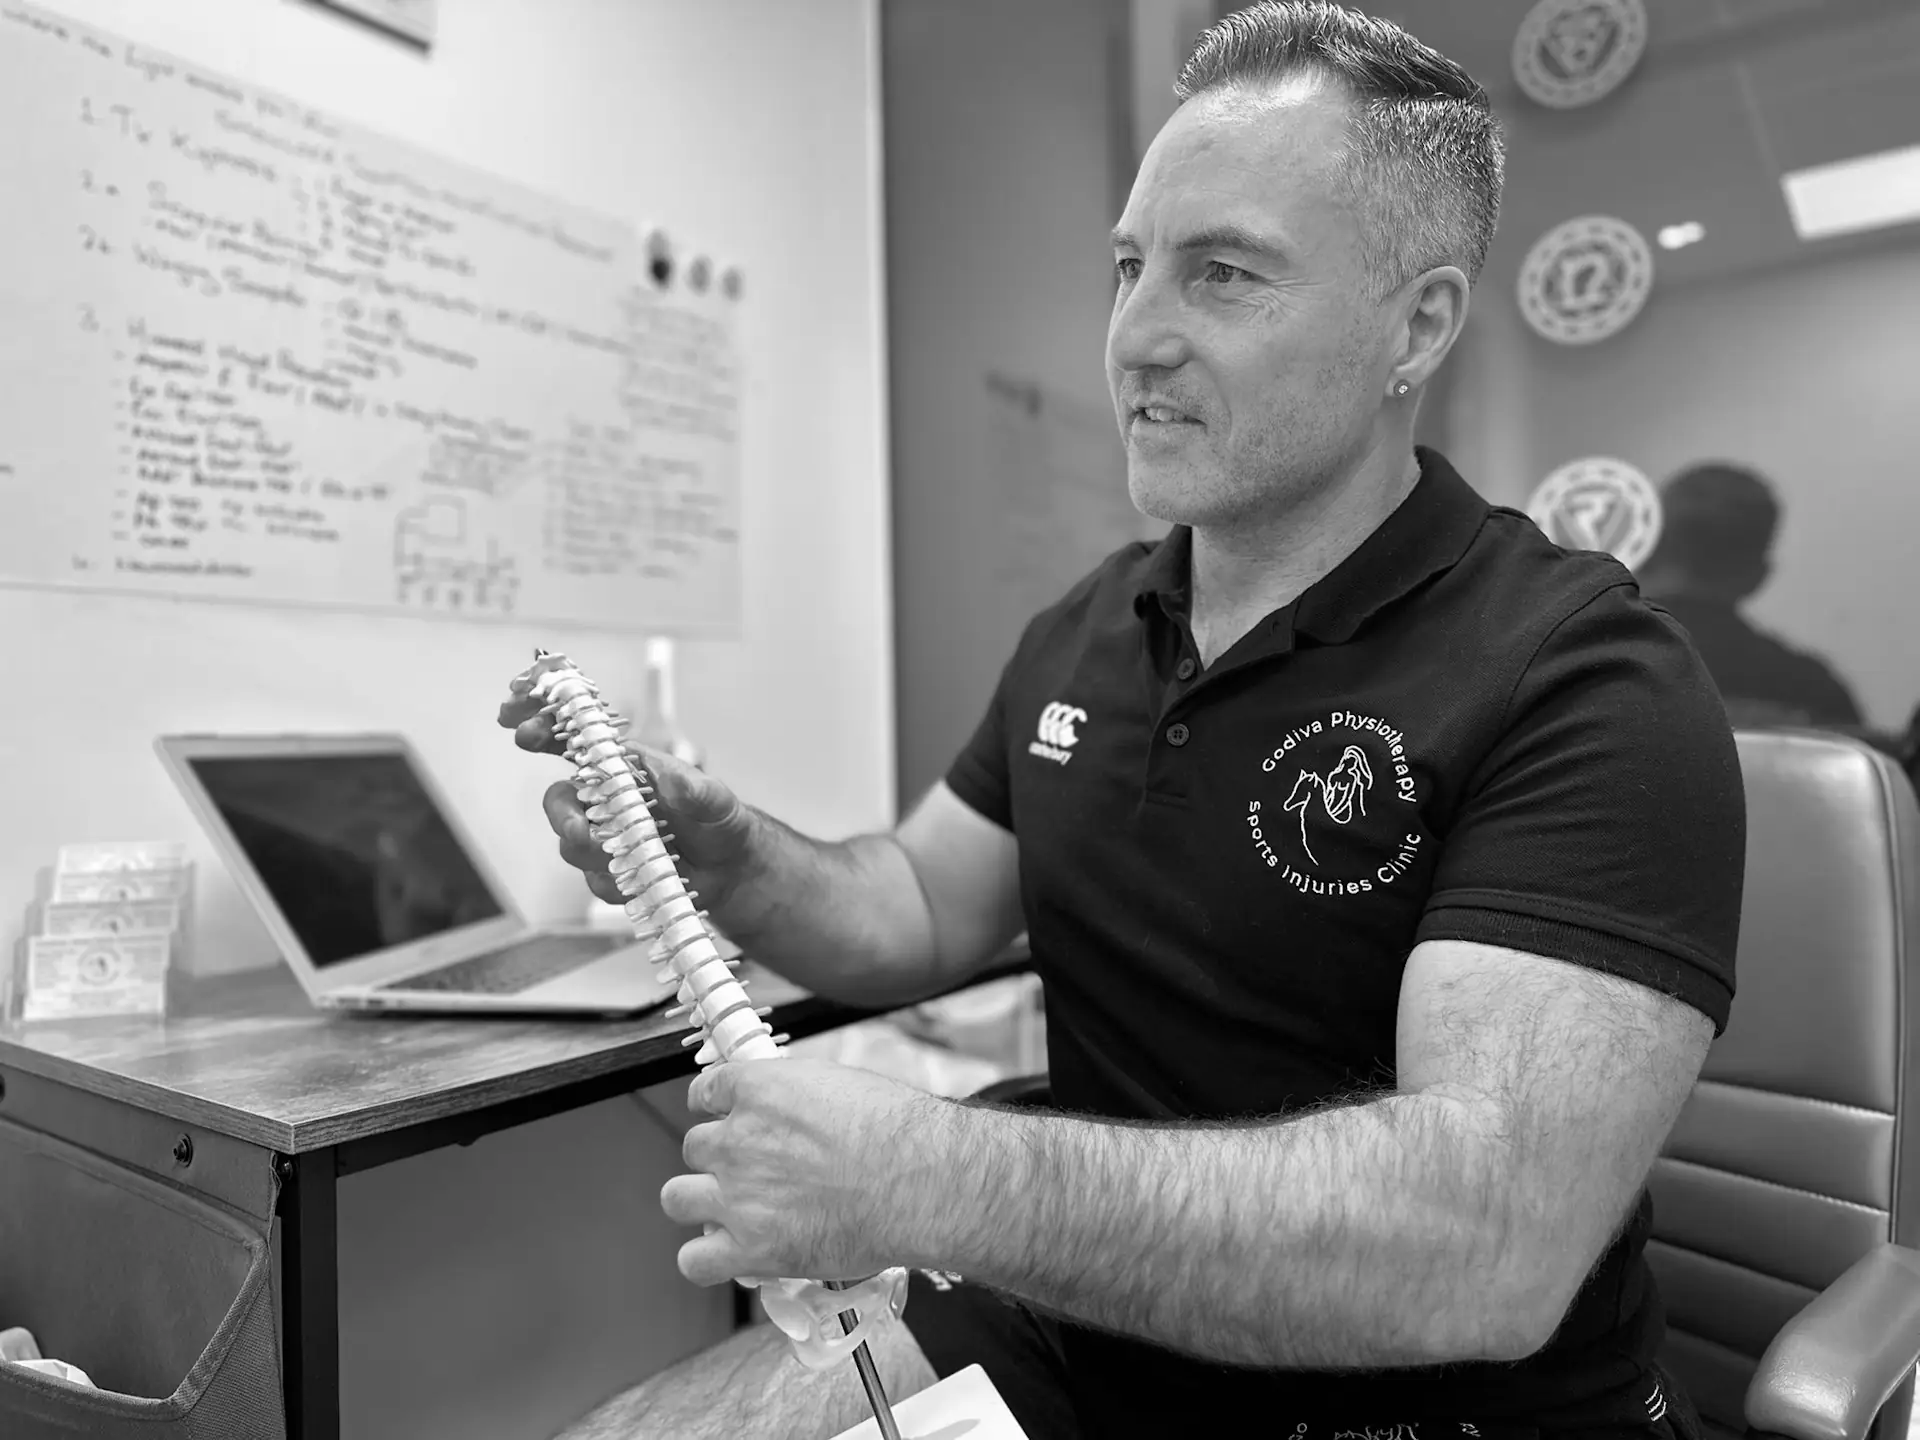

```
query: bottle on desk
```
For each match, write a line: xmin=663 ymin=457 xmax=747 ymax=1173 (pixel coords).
xmin=634 ymin=635 xmax=704 ymax=770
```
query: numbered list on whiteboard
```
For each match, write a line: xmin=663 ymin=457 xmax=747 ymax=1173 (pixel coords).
xmin=0 ymin=2 xmax=742 ymax=631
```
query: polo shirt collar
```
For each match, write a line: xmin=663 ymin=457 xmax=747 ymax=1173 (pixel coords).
xmin=1130 ymin=446 xmax=1488 ymax=645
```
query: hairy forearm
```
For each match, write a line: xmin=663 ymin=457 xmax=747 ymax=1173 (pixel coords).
xmin=906 ymin=1092 xmax=1538 ymax=1371
xmin=709 ymin=808 xmax=945 ymax=1008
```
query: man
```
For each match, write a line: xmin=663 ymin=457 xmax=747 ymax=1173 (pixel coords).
xmin=1636 ymin=462 xmax=1863 ymax=730
xmin=502 ymin=4 xmax=1743 ymax=1435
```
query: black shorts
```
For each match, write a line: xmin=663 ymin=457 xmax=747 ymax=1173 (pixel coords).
xmin=901 ymin=1267 xmax=1082 ymax=1438
xmin=900 ymin=1269 xmax=1708 ymax=1440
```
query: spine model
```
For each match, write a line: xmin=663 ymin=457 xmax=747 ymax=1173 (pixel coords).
xmin=526 ymin=651 xmax=782 ymax=1067
xmin=516 ymin=651 xmax=908 ymax=1407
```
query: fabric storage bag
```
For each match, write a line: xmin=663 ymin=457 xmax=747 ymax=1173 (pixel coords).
xmin=0 ymin=1113 xmax=285 ymax=1438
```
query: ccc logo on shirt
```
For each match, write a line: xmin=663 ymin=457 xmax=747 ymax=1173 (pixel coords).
xmin=1243 ymin=709 xmax=1427 ymax=899
xmin=1028 ymin=700 xmax=1085 ymax=765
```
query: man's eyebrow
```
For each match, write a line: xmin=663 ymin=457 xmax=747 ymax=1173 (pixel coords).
xmin=1109 ymin=224 xmax=1291 ymax=262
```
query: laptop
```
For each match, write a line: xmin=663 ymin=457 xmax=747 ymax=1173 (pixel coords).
xmin=155 ymin=732 xmax=672 ymax=1015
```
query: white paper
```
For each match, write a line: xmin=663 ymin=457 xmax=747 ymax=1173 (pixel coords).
xmin=828 ymin=1364 xmax=1029 ymax=1440
xmin=55 ymin=840 xmax=189 ymax=874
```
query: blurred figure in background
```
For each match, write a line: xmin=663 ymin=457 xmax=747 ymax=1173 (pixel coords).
xmin=1637 ymin=462 xmax=1863 ymax=729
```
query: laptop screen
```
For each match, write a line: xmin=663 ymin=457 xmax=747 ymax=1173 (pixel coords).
xmin=185 ymin=750 xmax=506 ymax=967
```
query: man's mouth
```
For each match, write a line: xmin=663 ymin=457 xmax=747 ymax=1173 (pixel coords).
xmin=1133 ymin=405 xmax=1199 ymax=425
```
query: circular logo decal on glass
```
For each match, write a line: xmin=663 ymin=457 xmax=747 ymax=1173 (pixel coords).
xmin=1512 ymin=0 xmax=1648 ymax=108
xmin=1518 ymin=215 xmax=1654 ymax=345
xmin=1527 ymin=456 xmax=1662 ymax=569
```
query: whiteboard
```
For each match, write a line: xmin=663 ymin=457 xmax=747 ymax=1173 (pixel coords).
xmin=0 ymin=1 xmax=743 ymax=633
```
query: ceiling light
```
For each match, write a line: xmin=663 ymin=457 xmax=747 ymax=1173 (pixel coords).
xmin=1657 ymin=222 xmax=1705 ymax=250
xmin=1781 ymin=141 xmax=1920 ymax=241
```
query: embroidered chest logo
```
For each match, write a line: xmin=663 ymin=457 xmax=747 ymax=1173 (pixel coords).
xmin=1029 ymin=700 xmax=1086 ymax=765
xmin=1283 ymin=744 xmax=1372 ymax=863
xmin=1246 ymin=710 xmax=1426 ymax=898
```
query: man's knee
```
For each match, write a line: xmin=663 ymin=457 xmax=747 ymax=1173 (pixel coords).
xmin=552 ymin=1312 xmax=939 ymax=1440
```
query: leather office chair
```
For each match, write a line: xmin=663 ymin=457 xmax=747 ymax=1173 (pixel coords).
xmin=972 ymin=729 xmax=1920 ymax=1440
xmin=1649 ymin=730 xmax=1920 ymax=1440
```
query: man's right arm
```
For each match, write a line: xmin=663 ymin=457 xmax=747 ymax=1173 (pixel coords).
xmin=507 ymin=647 xmax=1027 ymax=1008
xmin=708 ymin=781 xmax=1025 ymax=1009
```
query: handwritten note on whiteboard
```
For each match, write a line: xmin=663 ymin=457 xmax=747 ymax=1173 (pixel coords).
xmin=0 ymin=2 xmax=743 ymax=634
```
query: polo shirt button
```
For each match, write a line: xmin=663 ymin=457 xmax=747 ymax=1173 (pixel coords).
xmin=1166 ymin=722 xmax=1189 ymax=746
xmin=1175 ymin=657 xmax=1196 ymax=681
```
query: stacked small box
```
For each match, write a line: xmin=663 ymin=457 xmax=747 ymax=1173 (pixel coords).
xmin=10 ymin=842 xmax=193 ymax=1023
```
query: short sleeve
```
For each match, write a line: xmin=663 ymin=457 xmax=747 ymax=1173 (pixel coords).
xmin=944 ymin=647 xmax=1019 ymax=832
xmin=1416 ymin=583 xmax=1745 ymax=1034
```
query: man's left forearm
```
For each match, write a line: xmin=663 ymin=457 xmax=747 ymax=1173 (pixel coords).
xmin=890 ymin=1091 xmax=1546 ymax=1371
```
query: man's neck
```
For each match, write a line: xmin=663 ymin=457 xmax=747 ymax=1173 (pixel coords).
xmin=1187 ymin=443 xmax=1421 ymax=667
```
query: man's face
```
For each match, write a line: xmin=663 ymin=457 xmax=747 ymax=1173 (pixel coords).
xmin=1107 ymin=80 xmax=1395 ymax=529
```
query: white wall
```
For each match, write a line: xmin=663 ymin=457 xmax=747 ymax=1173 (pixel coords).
xmin=1422 ymin=192 xmax=1920 ymax=731
xmin=7 ymin=0 xmax=896 ymax=977
xmin=4 ymin=1 xmax=889 ymax=1433
xmin=1129 ymin=0 xmax=1217 ymax=163
xmin=1469 ymin=237 xmax=1920 ymax=731
xmin=885 ymin=0 xmax=1143 ymax=803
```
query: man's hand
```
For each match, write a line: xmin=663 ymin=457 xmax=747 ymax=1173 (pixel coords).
xmin=660 ymin=1059 xmax=941 ymax=1286
xmin=497 ymin=656 xmax=759 ymax=910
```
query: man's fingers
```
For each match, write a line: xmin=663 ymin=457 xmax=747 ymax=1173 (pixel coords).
xmin=558 ymin=829 xmax=619 ymax=888
xmin=675 ymin=1228 xmax=748 ymax=1288
xmin=542 ymin=781 xmax=617 ymax=890
xmin=513 ymin=661 xmax=627 ymax=904
xmin=660 ymin=1172 xmax=725 ymax=1228
xmin=687 ymin=1062 xmax=739 ymax=1118
xmin=498 ymin=686 xmax=546 ymax=725
xmin=561 ymin=832 xmax=613 ymax=871
xmin=632 ymin=744 xmax=734 ymax=826
xmin=625 ymin=744 xmax=680 ymax=796
xmin=515 ymin=717 xmax=563 ymax=755
xmin=498 ymin=692 xmax=564 ymax=754
xmin=541 ymin=780 xmax=589 ymax=839
xmin=681 ymin=1116 xmax=726 ymax=1170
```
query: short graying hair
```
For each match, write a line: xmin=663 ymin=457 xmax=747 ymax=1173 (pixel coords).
xmin=1175 ymin=1 xmax=1506 ymax=298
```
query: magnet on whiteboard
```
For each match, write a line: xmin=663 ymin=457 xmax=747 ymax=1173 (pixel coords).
xmin=645 ymin=228 xmax=675 ymax=289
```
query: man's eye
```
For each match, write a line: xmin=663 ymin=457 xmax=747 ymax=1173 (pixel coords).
xmin=1203 ymin=260 xmax=1249 ymax=284
xmin=1114 ymin=257 xmax=1142 ymax=283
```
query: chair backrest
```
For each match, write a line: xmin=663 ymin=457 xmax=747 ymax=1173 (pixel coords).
xmin=1647 ymin=730 xmax=1920 ymax=1435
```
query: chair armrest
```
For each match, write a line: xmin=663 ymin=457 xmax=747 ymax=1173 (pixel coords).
xmin=1746 ymin=1242 xmax=1920 ymax=1440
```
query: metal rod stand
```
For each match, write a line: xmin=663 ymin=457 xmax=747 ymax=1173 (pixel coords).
xmin=825 ymin=1279 xmax=902 ymax=1440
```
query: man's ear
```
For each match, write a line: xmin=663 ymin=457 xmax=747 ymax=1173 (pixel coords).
xmin=1389 ymin=265 xmax=1470 ymax=395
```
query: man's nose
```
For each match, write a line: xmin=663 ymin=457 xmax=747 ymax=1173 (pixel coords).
xmin=1107 ymin=266 xmax=1190 ymax=374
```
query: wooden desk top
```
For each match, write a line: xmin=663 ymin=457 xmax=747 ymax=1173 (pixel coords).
xmin=0 ymin=958 xmax=1021 ymax=1155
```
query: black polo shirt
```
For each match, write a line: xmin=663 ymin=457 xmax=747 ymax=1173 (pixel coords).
xmin=944 ymin=446 xmax=1744 ymax=1430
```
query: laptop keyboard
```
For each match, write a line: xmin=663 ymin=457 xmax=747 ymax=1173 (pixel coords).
xmin=381 ymin=934 xmax=619 ymax=995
